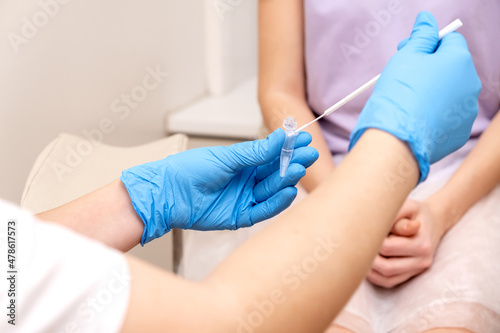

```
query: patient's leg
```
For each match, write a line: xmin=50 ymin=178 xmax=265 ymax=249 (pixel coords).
xmin=424 ymin=329 xmax=473 ymax=333
xmin=324 ymin=324 xmax=355 ymax=333
xmin=324 ymin=320 xmax=478 ymax=333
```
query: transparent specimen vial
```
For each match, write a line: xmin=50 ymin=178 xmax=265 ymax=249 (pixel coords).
xmin=280 ymin=117 xmax=299 ymax=177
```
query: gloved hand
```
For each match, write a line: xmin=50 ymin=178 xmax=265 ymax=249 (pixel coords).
xmin=121 ymin=129 xmax=319 ymax=245
xmin=349 ymin=12 xmax=481 ymax=182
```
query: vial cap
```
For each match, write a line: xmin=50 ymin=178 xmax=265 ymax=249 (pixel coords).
xmin=282 ymin=117 xmax=297 ymax=131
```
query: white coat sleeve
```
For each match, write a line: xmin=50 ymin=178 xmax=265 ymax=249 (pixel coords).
xmin=0 ymin=199 xmax=130 ymax=333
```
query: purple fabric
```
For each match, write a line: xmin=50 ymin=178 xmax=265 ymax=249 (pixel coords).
xmin=304 ymin=0 xmax=500 ymax=154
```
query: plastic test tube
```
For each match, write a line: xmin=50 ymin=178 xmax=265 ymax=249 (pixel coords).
xmin=280 ymin=117 xmax=299 ymax=177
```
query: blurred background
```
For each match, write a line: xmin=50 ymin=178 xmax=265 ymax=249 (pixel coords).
xmin=0 ymin=0 xmax=260 ymax=203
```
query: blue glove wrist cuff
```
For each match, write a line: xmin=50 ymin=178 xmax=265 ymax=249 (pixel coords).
xmin=121 ymin=168 xmax=171 ymax=246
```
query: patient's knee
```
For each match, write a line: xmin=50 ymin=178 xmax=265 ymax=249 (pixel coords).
xmin=324 ymin=324 xmax=356 ymax=333
xmin=424 ymin=328 xmax=474 ymax=333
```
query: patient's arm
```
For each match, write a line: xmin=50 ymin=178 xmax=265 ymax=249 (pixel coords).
xmin=258 ymin=0 xmax=335 ymax=192
xmin=369 ymin=110 xmax=500 ymax=288
xmin=37 ymin=180 xmax=143 ymax=252
xmin=427 ymin=110 xmax=500 ymax=230
xmin=121 ymin=129 xmax=419 ymax=333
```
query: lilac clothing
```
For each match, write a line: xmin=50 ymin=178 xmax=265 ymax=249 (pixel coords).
xmin=304 ymin=0 xmax=500 ymax=155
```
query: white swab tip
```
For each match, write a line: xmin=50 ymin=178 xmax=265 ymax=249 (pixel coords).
xmin=438 ymin=19 xmax=463 ymax=39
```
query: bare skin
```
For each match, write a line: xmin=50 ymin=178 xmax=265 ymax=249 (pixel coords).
xmin=326 ymin=325 xmax=473 ymax=333
xmin=258 ymin=1 xmax=495 ymax=331
xmin=38 ymin=179 xmax=143 ymax=252
xmin=371 ymin=111 xmax=500 ymax=288
xmin=258 ymin=0 xmax=500 ymax=290
xmin=258 ymin=0 xmax=335 ymax=192
xmin=39 ymin=129 xmax=419 ymax=332
xmin=425 ymin=329 xmax=474 ymax=333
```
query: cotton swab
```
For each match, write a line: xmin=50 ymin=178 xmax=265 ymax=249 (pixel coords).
xmin=295 ymin=19 xmax=463 ymax=133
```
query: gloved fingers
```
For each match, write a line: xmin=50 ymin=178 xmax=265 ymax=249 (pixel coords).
xmin=254 ymin=163 xmax=306 ymax=202
xmin=248 ymin=186 xmax=298 ymax=225
xmin=435 ymin=32 xmax=470 ymax=53
xmin=255 ymin=146 xmax=318 ymax=181
xmin=283 ymin=146 xmax=318 ymax=170
xmin=403 ymin=11 xmax=439 ymax=54
xmin=219 ymin=129 xmax=309 ymax=172
xmin=397 ymin=38 xmax=410 ymax=51
xmin=294 ymin=131 xmax=313 ymax=148
xmin=219 ymin=128 xmax=285 ymax=171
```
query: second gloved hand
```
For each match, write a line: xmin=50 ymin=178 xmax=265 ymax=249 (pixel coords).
xmin=121 ymin=129 xmax=319 ymax=245
xmin=349 ymin=12 xmax=482 ymax=182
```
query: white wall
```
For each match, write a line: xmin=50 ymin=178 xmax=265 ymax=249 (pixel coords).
xmin=0 ymin=0 xmax=258 ymax=203
xmin=205 ymin=0 xmax=258 ymax=94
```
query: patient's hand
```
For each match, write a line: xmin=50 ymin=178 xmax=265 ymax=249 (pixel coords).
xmin=367 ymin=198 xmax=449 ymax=288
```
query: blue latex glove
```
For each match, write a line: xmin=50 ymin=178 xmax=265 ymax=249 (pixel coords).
xmin=349 ymin=12 xmax=481 ymax=182
xmin=121 ymin=129 xmax=319 ymax=245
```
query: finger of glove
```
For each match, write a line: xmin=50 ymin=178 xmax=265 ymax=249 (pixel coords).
xmin=254 ymin=163 xmax=306 ymax=202
xmin=219 ymin=128 xmax=285 ymax=171
xmin=403 ymin=11 xmax=439 ymax=54
xmin=294 ymin=131 xmax=313 ymax=148
xmin=256 ymin=146 xmax=318 ymax=181
xmin=221 ymin=130 xmax=311 ymax=172
xmin=397 ymin=37 xmax=410 ymax=51
xmin=435 ymin=31 xmax=470 ymax=54
xmin=248 ymin=187 xmax=298 ymax=226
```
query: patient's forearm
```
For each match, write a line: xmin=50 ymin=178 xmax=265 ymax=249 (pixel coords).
xmin=429 ymin=110 xmax=500 ymax=231
xmin=122 ymin=129 xmax=419 ymax=333
xmin=206 ymin=129 xmax=418 ymax=331
xmin=258 ymin=0 xmax=335 ymax=192
xmin=37 ymin=180 xmax=143 ymax=252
